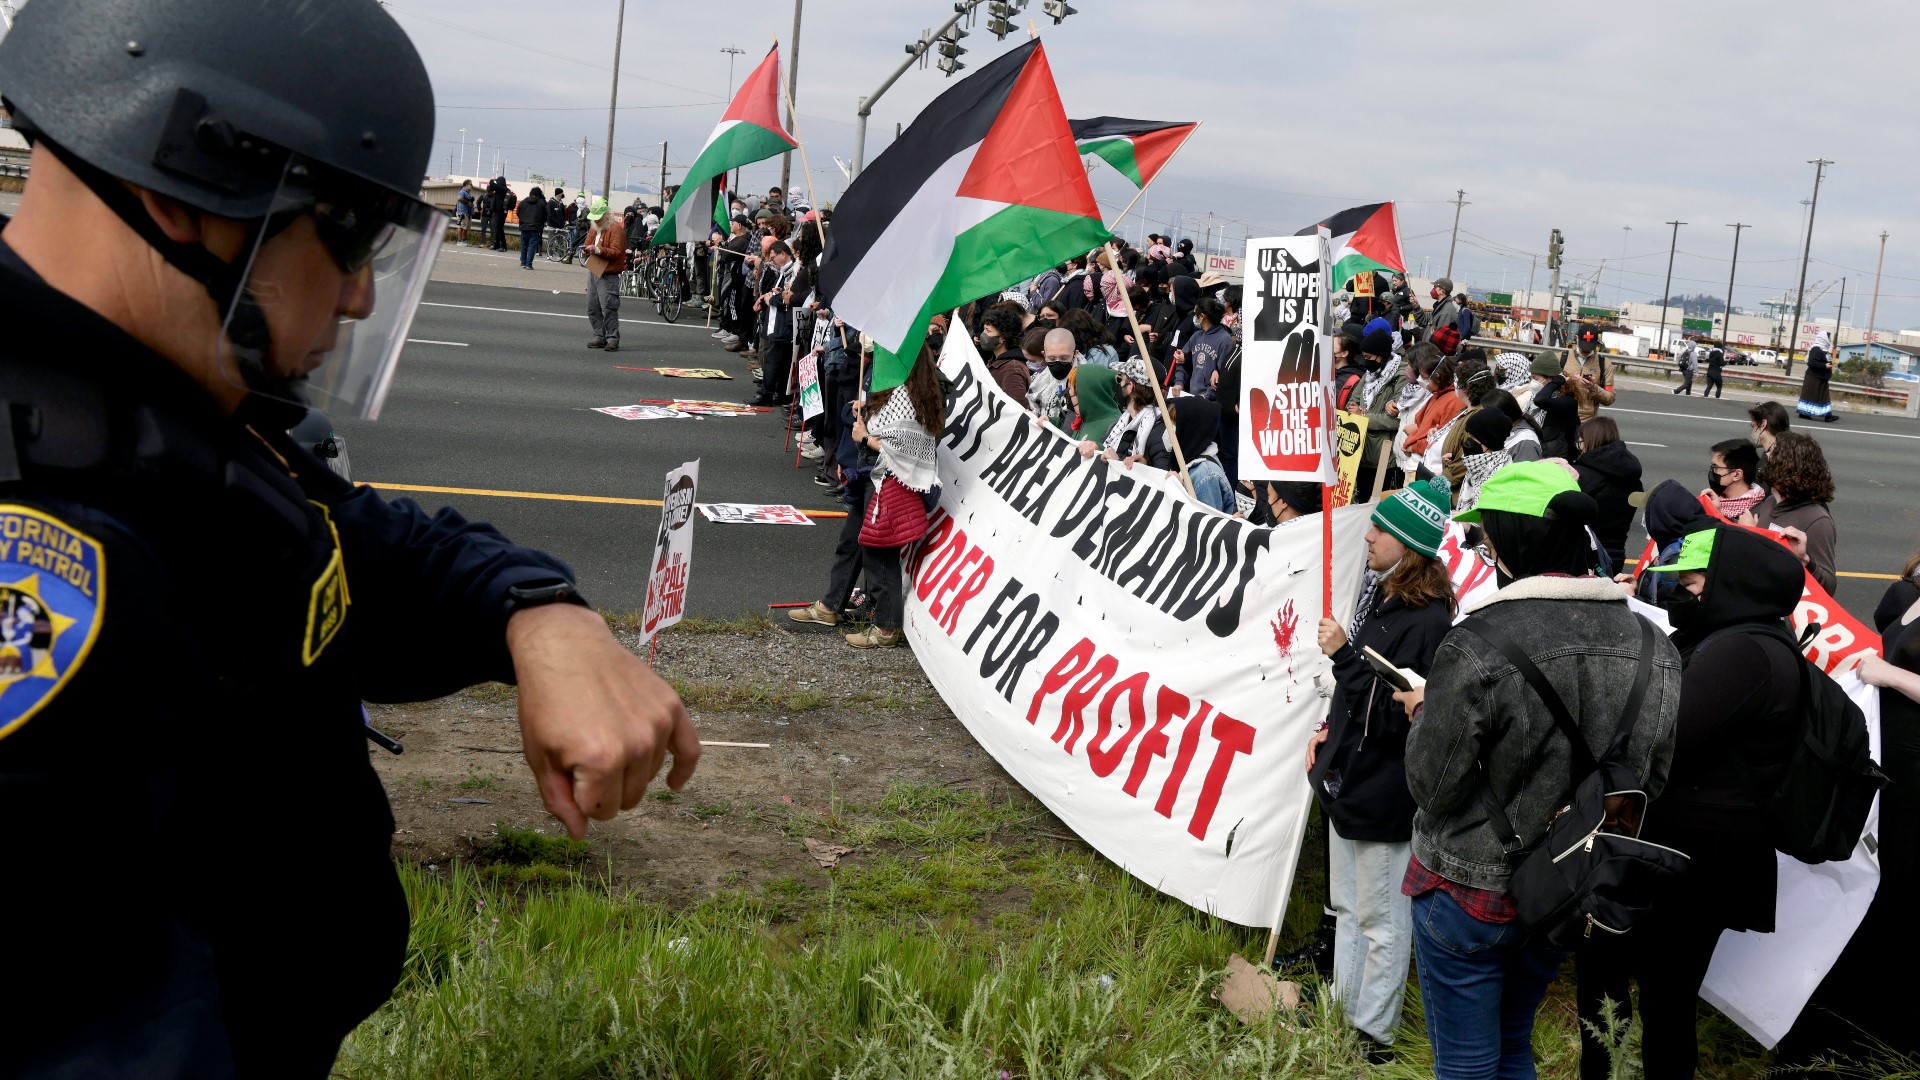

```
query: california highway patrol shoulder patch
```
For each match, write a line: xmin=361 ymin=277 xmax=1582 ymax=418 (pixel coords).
xmin=0 ymin=505 xmax=105 ymax=740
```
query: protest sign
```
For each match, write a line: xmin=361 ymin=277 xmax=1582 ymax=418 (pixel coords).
xmin=595 ymin=404 xmax=691 ymax=420
xmin=1700 ymin=675 xmax=1882 ymax=1047
xmin=654 ymin=367 xmax=733 ymax=380
xmin=698 ymin=503 xmax=814 ymax=525
xmin=797 ymin=353 xmax=825 ymax=422
xmin=671 ymin=400 xmax=761 ymax=416
xmin=640 ymin=461 xmax=699 ymax=643
xmin=1327 ymin=413 xmax=1368 ymax=510
xmin=913 ymin=329 xmax=1368 ymax=926
xmin=1239 ymin=235 xmax=1333 ymax=483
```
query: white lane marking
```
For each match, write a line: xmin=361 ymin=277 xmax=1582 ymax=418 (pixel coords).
xmin=406 ymin=338 xmax=470 ymax=346
xmin=1610 ymin=406 xmax=1920 ymax=441
xmin=419 ymin=300 xmax=711 ymax=330
xmin=1626 ymin=442 xmax=1667 ymax=448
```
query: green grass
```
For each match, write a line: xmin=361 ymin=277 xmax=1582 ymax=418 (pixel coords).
xmin=602 ymin=610 xmax=775 ymax=636
xmin=339 ymin=788 xmax=1789 ymax=1078
xmin=457 ymin=774 xmax=502 ymax=792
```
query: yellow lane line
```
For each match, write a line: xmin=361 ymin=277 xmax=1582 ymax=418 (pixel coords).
xmin=364 ymin=481 xmax=849 ymax=519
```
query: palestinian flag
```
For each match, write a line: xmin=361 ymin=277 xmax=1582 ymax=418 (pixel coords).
xmin=1070 ymin=117 xmax=1196 ymax=189
xmin=655 ymin=44 xmax=795 ymax=245
xmin=1296 ymin=202 xmax=1407 ymax=290
xmin=819 ymin=40 xmax=1108 ymax=390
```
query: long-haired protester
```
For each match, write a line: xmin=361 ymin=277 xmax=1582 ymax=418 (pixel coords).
xmin=1748 ymin=400 xmax=1791 ymax=459
xmin=1571 ymin=417 xmax=1644 ymax=575
xmin=1752 ymin=431 xmax=1839 ymax=594
xmin=1308 ymin=477 xmax=1457 ymax=1065
xmin=1399 ymin=462 xmax=1682 ymax=1080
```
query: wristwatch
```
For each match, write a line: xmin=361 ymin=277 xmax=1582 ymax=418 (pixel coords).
xmin=504 ymin=578 xmax=591 ymax=618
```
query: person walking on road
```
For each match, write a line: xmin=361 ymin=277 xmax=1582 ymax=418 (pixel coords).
xmin=583 ymin=197 xmax=627 ymax=352
xmin=1673 ymin=340 xmax=1697 ymax=396
xmin=454 ymin=179 xmax=474 ymax=245
xmin=488 ymin=176 xmax=511 ymax=250
xmin=516 ymin=185 xmax=548 ymax=270
xmin=1704 ymin=341 xmax=1727 ymax=399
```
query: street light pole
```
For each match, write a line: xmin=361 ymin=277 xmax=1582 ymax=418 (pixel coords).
xmin=852 ymin=0 xmax=989 ymax=179
xmin=780 ymin=0 xmax=804 ymax=195
xmin=458 ymin=128 xmax=467 ymax=177
xmin=1721 ymin=223 xmax=1748 ymax=345
xmin=600 ymin=0 xmax=627 ymax=201
xmin=1656 ymin=219 xmax=1686 ymax=355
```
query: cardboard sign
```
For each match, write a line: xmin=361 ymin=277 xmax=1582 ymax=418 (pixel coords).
xmin=1239 ymin=235 xmax=1333 ymax=482
xmin=640 ymin=461 xmax=699 ymax=643
xmin=797 ymin=353 xmax=825 ymax=422
xmin=697 ymin=503 xmax=814 ymax=525
xmin=655 ymin=367 xmax=733 ymax=380
xmin=595 ymin=404 xmax=691 ymax=420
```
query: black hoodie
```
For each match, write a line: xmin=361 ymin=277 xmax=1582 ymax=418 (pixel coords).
xmin=1572 ymin=438 xmax=1644 ymax=570
xmin=1647 ymin=524 xmax=1805 ymax=931
xmin=1633 ymin=479 xmax=1711 ymax=603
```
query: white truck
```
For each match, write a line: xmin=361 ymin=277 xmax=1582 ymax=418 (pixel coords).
xmin=1600 ymin=331 xmax=1649 ymax=359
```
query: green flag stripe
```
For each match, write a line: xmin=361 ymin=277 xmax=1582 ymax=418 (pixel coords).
xmin=656 ymin=121 xmax=794 ymax=244
xmin=870 ymin=203 xmax=1112 ymax=390
xmin=1078 ymin=137 xmax=1143 ymax=187
xmin=1331 ymin=254 xmax=1395 ymax=289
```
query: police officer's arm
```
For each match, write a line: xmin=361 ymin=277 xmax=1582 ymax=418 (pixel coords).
xmin=311 ymin=476 xmax=699 ymax=835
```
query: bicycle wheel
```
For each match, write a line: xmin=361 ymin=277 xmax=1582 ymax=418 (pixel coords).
xmin=656 ymin=271 xmax=682 ymax=322
xmin=621 ymin=269 xmax=640 ymax=298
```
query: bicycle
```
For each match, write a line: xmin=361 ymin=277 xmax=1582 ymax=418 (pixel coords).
xmin=541 ymin=226 xmax=570 ymax=263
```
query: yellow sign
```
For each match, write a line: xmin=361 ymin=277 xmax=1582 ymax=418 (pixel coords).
xmin=1351 ymin=273 xmax=1375 ymax=298
xmin=1328 ymin=413 xmax=1369 ymax=509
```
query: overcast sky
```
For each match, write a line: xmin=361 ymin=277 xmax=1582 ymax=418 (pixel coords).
xmin=408 ymin=1 xmax=1910 ymax=330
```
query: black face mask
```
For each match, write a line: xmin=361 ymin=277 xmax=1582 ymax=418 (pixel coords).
xmin=980 ymin=332 xmax=1000 ymax=353
xmin=1707 ymin=468 xmax=1731 ymax=496
xmin=1047 ymin=361 xmax=1072 ymax=379
xmin=1660 ymin=589 xmax=1705 ymax=634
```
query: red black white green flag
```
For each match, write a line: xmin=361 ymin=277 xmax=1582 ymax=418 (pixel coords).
xmin=1069 ymin=116 xmax=1196 ymax=189
xmin=818 ymin=40 xmax=1109 ymax=390
xmin=655 ymin=44 xmax=795 ymax=245
xmin=1296 ymin=202 xmax=1407 ymax=289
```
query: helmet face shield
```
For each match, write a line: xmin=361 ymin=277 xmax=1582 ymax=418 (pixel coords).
xmin=217 ymin=157 xmax=443 ymax=420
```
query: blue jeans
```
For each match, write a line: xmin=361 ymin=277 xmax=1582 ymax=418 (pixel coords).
xmin=1412 ymin=888 xmax=1566 ymax=1080
xmin=519 ymin=228 xmax=540 ymax=268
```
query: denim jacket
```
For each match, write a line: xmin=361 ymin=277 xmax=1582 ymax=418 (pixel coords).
xmin=1405 ymin=576 xmax=1682 ymax=892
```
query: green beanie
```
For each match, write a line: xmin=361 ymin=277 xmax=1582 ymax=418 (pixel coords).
xmin=1371 ymin=475 xmax=1452 ymax=558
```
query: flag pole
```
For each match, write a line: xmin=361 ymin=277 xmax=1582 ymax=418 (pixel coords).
xmin=1105 ymin=240 xmax=1196 ymax=498
xmin=1103 ymin=122 xmax=1202 ymax=237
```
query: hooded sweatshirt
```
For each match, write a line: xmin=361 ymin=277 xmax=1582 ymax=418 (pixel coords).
xmin=1071 ymin=365 xmax=1122 ymax=446
xmin=1633 ymin=480 xmax=1711 ymax=603
xmin=1645 ymin=525 xmax=1806 ymax=932
xmin=1573 ymin=439 xmax=1645 ymax=571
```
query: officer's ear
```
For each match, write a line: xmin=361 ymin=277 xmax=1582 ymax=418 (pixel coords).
xmin=132 ymin=185 xmax=205 ymax=247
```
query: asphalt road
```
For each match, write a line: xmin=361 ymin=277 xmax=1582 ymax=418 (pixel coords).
xmin=343 ymin=278 xmax=1920 ymax=624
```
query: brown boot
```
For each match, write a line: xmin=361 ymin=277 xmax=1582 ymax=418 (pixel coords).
xmin=845 ymin=626 xmax=904 ymax=649
xmin=787 ymin=602 xmax=839 ymax=627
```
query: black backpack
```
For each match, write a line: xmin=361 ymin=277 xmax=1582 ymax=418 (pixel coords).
xmin=1702 ymin=623 xmax=1886 ymax=864
xmin=1465 ymin=616 xmax=1690 ymax=949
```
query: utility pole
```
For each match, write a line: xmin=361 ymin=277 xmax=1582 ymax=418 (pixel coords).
xmin=721 ymin=46 xmax=746 ymax=198
xmin=1787 ymin=158 xmax=1833 ymax=374
xmin=601 ymin=0 xmax=627 ymax=200
xmin=1525 ymin=255 xmax=1537 ymax=309
xmin=659 ymin=142 xmax=668 ymax=209
xmin=1444 ymin=189 xmax=1468 ymax=278
xmin=1721 ymin=223 xmax=1748 ymax=345
xmin=780 ymin=0 xmax=804 ymax=195
xmin=1656 ymin=220 xmax=1685 ymax=356
xmin=1833 ymin=276 xmax=1847 ymax=344
xmin=579 ymin=137 xmax=588 ymax=196
xmin=1866 ymin=230 xmax=1890 ymax=352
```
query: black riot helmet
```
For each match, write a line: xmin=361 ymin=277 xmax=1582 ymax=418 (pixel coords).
xmin=0 ymin=0 xmax=444 ymax=419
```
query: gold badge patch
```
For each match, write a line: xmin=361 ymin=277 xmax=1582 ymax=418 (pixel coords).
xmin=303 ymin=504 xmax=351 ymax=666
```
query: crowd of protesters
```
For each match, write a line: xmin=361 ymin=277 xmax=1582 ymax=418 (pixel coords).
xmin=738 ymin=220 xmax=1902 ymax=1074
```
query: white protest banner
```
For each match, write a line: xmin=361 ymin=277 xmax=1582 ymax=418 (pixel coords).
xmin=911 ymin=330 xmax=1368 ymax=925
xmin=640 ymin=460 xmax=699 ymax=643
xmin=798 ymin=352 xmax=825 ymax=422
xmin=1700 ymin=675 xmax=1882 ymax=1047
xmin=1239 ymin=234 xmax=1333 ymax=483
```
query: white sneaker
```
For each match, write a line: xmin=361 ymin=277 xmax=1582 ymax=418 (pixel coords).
xmin=719 ymin=333 xmax=740 ymax=346
xmin=710 ymin=328 xmax=728 ymax=339
xmin=800 ymin=443 xmax=825 ymax=460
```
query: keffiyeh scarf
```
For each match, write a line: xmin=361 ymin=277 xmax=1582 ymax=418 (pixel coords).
xmin=869 ymin=389 xmax=940 ymax=493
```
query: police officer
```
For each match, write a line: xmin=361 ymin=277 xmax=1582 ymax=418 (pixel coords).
xmin=0 ymin=1 xmax=698 ymax=1075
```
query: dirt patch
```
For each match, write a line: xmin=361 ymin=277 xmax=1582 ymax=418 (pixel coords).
xmin=369 ymin=620 xmax=1057 ymax=908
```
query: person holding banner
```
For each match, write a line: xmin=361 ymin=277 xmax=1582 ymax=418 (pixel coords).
xmin=1307 ymin=477 xmax=1457 ymax=1064
xmin=1400 ymin=462 xmax=1682 ymax=1080
xmin=842 ymin=345 xmax=945 ymax=649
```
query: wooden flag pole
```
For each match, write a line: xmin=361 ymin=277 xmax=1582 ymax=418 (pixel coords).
xmin=1103 ymin=122 xmax=1202 ymax=238
xmin=1105 ymin=240 xmax=1197 ymax=499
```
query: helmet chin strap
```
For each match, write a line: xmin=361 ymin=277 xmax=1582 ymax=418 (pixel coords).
xmin=35 ymin=133 xmax=284 ymax=397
